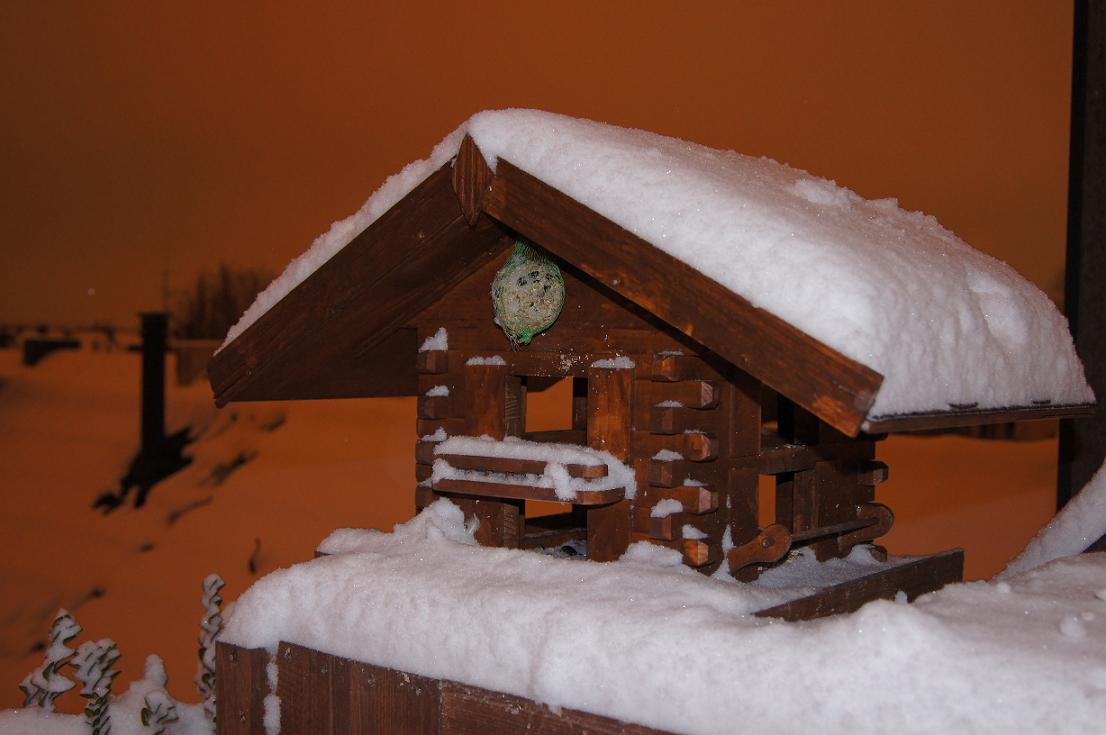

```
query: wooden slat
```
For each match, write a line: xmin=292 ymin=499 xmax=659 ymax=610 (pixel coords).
xmin=436 ymin=453 xmax=608 ymax=479
xmin=209 ymin=162 xmax=508 ymax=404
xmin=863 ymin=403 xmax=1095 ymax=433
xmin=215 ymin=643 xmax=270 ymax=735
xmin=754 ymin=549 xmax=964 ymax=621
xmin=277 ymin=642 xmax=334 ymax=733
xmin=757 ymin=436 xmax=876 ymax=474
xmin=481 ymin=159 xmax=883 ymax=437
xmin=433 ymin=478 xmax=625 ymax=506
xmin=347 ymin=660 xmax=441 ymax=734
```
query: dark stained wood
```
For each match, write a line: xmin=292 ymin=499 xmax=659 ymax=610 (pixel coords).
xmin=346 ymin=660 xmax=441 ymax=734
xmin=864 ymin=403 xmax=1095 ymax=434
xmin=585 ymin=364 xmax=634 ymax=561
xmin=523 ymin=429 xmax=587 ymax=445
xmin=215 ymin=643 xmax=270 ymax=735
xmin=647 ymin=457 xmax=689 ymax=487
xmin=776 ymin=469 xmax=817 ymax=533
xmin=435 ymin=453 xmax=607 ymax=479
xmin=757 ymin=437 xmax=876 ymax=474
xmin=440 ymin=679 xmax=674 ymax=734
xmin=587 ymin=499 xmax=632 ymax=561
xmin=277 ymin=642 xmax=334 ymax=733
xmin=726 ymin=524 xmax=791 ymax=576
xmin=209 ymin=162 xmax=508 ymax=404
xmin=754 ymin=549 xmax=964 ymax=621
xmin=586 ymin=364 xmax=634 ymax=459
xmin=636 ymin=432 xmax=718 ymax=462
xmin=857 ymin=460 xmax=889 ymax=486
xmin=650 ymin=484 xmax=717 ymax=514
xmin=452 ymin=135 xmax=493 ymax=225
xmin=417 ymin=418 xmax=467 ymax=437
xmin=481 ymin=159 xmax=884 ymax=436
xmin=417 ymin=394 xmax=455 ymax=420
xmin=650 ymin=353 xmax=710 ymax=382
xmin=463 ymin=361 xmax=508 ymax=437
xmin=433 ymin=478 xmax=625 ymax=506
xmin=637 ymin=379 xmax=718 ymax=409
xmin=1060 ymin=1 xmax=1106 ymax=546
xmin=647 ymin=404 xmax=726 ymax=435
xmin=417 ymin=349 xmax=449 ymax=374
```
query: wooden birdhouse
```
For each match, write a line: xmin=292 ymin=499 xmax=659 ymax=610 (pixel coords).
xmin=208 ymin=110 xmax=1095 ymax=734
xmin=210 ymin=113 xmax=1093 ymax=593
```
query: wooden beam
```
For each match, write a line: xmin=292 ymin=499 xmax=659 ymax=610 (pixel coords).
xmin=435 ymin=453 xmax=608 ymax=479
xmin=864 ymin=403 xmax=1094 ymax=434
xmin=1060 ymin=0 xmax=1106 ymax=544
xmin=482 ymin=160 xmax=883 ymax=436
xmin=433 ymin=478 xmax=625 ymax=506
xmin=452 ymin=135 xmax=493 ymax=225
xmin=209 ymin=162 xmax=508 ymax=405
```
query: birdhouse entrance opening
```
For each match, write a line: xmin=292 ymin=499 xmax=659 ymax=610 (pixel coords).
xmin=519 ymin=376 xmax=586 ymax=439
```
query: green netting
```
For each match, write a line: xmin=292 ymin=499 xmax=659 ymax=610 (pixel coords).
xmin=491 ymin=240 xmax=565 ymax=346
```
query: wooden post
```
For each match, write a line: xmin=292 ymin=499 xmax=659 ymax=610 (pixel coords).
xmin=215 ymin=643 xmax=270 ymax=735
xmin=461 ymin=360 xmax=522 ymax=548
xmin=585 ymin=364 xmax=633 ymax=561
xmin=1059 ymin=0 xmax=1106 ymax=552
xmin=139 ymin=311 xmax=168 ymax=454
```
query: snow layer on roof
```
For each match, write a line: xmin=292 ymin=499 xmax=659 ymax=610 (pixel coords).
xmin=221 ymin=110 xmax=1092 ymax=418
xmin=223 ymin=500 xmax=1106 ymax=734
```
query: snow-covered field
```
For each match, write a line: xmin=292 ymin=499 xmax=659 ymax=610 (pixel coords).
xmin=0 ymin=345 xmax=1086 ymax=730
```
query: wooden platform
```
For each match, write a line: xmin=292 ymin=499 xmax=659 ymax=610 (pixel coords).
xmin=218 ymin=549 xmax=962 ymax=734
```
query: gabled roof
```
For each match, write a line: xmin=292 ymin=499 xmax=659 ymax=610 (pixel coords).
xmin=209 ymin=110 xmax=1094 ymax=437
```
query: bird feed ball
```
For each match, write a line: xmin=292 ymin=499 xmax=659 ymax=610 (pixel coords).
xmin=491 ymin=241 xmax=565 ymax=346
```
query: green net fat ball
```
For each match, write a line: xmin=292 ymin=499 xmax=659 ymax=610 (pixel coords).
xmin=491 ymin=241 xmax=565 ymax=346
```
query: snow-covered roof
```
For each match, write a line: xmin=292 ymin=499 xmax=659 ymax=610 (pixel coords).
xmin=222 ymin=500 xmax=1106 ymax=735
xmin=221 ymin=109 xmax=1093 ymax=421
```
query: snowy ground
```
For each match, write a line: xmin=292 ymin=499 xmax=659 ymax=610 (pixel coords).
xmin=0 ymin=346 xmax=1071 ymax=724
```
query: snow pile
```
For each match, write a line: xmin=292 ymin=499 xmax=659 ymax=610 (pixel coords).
xmin=1003 ymin=458 xmax=1106 ymax=577
xmin=0 ymin=655 xmax=212 ymax=735
xmin=220 ymin=109 xmax=1092 ymax=419
xmin=223 ymin=500 xmax=1106 ymax=734
xmin=431 ymin=435 xmax=636 ymax=501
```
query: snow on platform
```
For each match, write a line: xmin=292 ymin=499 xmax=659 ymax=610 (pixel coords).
xmin=223 ymin=500 xmax=1106 ymax=735
xmin=222 ymin=109 xmax=1092 ymax=419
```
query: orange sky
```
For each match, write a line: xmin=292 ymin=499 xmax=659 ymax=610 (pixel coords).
xmin=0 ymin=2 xmax=1073 ymax=327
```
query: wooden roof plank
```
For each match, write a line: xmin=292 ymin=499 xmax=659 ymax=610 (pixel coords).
xmin=209 ymin=162 xmax=507 ymax=405
xmin=862 ymin=403 xmax=1095 ymax=433
xmin=481 ymin=159 xmax=884 ymax=437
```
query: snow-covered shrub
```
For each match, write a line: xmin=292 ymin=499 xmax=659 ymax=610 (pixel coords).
xmin=19 ymin=608 xmax=81 ymax=711
xmin=137 ymin=654 xmax=180 ymax=735
xmin=72 ymin=638 xmax=121 ymax=735
xmin=196 ymin=573 xmax=225 ymax=720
